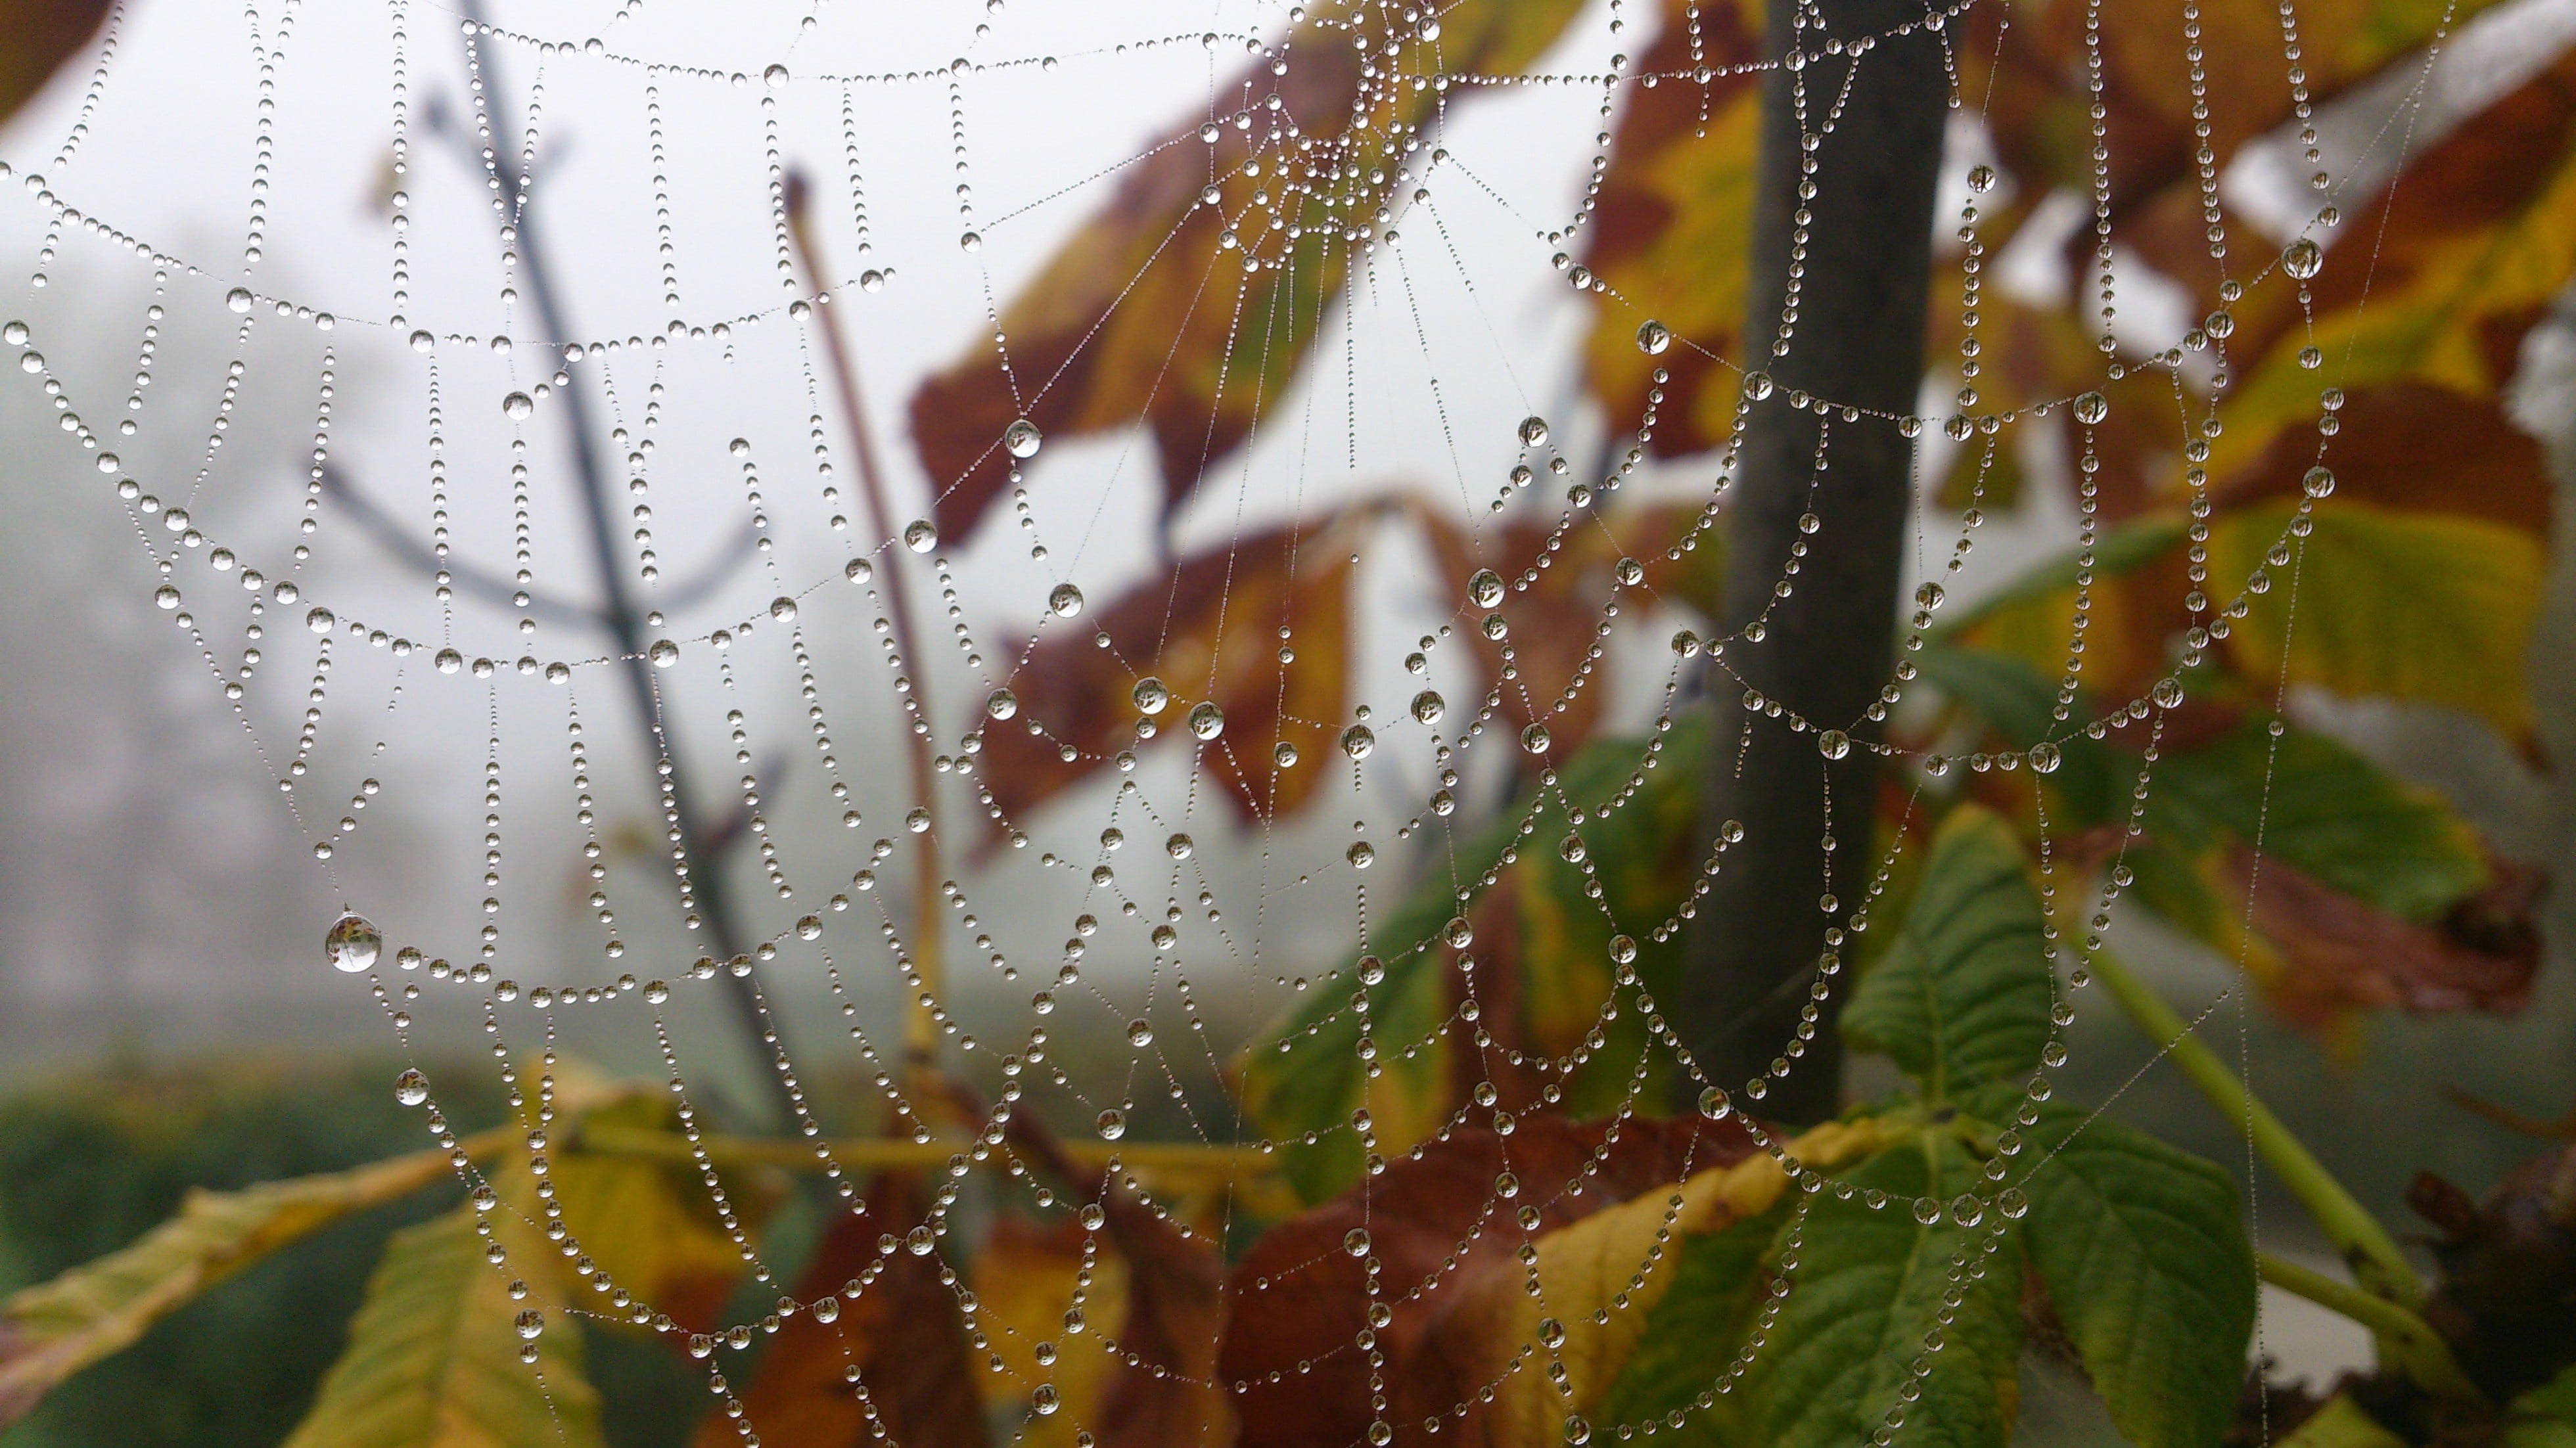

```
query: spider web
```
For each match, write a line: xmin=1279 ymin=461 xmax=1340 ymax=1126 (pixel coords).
xmin=0 ymin=0 xmax=2435 ymax=1441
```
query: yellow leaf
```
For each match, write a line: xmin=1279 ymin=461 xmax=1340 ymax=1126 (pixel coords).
xmin=550 ymin=1098 xmax=750 ymax=1332
xmin=282 ymin=1206 xmax=605 ymax=1448
xmin=2207 ymin=500 xmax=2544 ymax=736
xmin=971 ymin=1216 xmax=1128 ymax=1448
xmin=0 ymin=1138 xmax=473 ymax=1426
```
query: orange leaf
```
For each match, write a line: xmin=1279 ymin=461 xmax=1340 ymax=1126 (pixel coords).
xmin=909 ymin=0 xmax=1586 ymax=544
xmin=982 ymin=512 xmax=1364 ymax=826
xmin=704 ymin=1177 xmax=986 ymax=1448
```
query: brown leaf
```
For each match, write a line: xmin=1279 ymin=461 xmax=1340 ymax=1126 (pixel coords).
xmin=909 ymin=0 xmax=1586 ymax=545
xmin=2219 ymin=846 xmax=2542 ymax=1029
xmin=704 ymin=1176 xmax=986 ymax=1448
xmin=2215 ymin=383 xmax=2552 ymax=537
xmin=1580 ymin=0 xmax=1766 ymax=457
xmin=979 ymin=510 xmax=1364 ymax=827
xmin=1216 ymin=1113 xmax=1757 ymax=1448
xmin=0 ymin=0 xmax=110 ymax=127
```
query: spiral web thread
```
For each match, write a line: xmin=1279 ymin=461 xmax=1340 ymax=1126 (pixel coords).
xmin=0 ymin=0 xmax=2431 ymax=1441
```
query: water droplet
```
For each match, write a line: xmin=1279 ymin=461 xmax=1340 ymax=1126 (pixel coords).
xmin=1744 ymin=371 xmax=1774 ymax=400
xmin=1166 ymin=832 xmax=1194 ymax=859
xmin=770 ymin=595 xmax=798 ymax=622
xmin=906 ymin=1225 xmax=937 ymax=1254
xmin=1343 ymin=1227 xmax=1371 ymax=1257
xmin=1132 ymin=676 xmax=1170 ymax=714
xmin=2302 ymin=465 xmax=2335 ymax=499
xmin=0 ymin=321 xmax=23 ymax=345
xmin=1341 ymin=724 xmax=1375 ymax=759
xmin=2152 ymin=678 xmax=2185 ymax=710
xmin=1818 ymin=729 xmax=1851 ymax=760
xmin=1517 ymin=415 xmax=1550 ymax=448
xmin=1004 ymin=418 xmax=1044 ymax=459
xmin=394 ymin=1068 xmax=430 ymax=1106
xmin=326 ymin=913 xmax=382 ymax=973
xmin=1538 ymin=1316 xmax=1567 ymax=1349
xmin=1967 ymin=163 xmax=1998 ymax=194
xmin=1346 ymin=840 xmax=1376 ymax=869
xmin=1126 ymin=1019 xmax=1154 ymax=1047
xmin=2284 ymin=238 xmax=2322 ymax=280
xmin=2028 ymin=742 xmax=2061 ymax=775
xmin=515 ymin=1309 xmax=545 ymax=1340
xmin=1698 ymin=1086 xmax=1732 ymax=1120
xmin=648 ymin=639 xmax=680 ymax=668
xmin=906 ymin=806 xmax=933 ymax=833
xmin=1635 ymin=319 xmax=1672 ymax=355
xmin=1467 ymin=568 xmax=1506 ymax=609
xmin=1410 ymin=690 xmax=1445 ymax=725
xmin=1186 ymin=702 xmax=1225 ymax=740
xmin=903 ymin=518 xmax=938 ymax=553
xmin=1274 ymin=740 xmax=1300 ymax=769
xmin=1047 ymin=582 xmax=1084 ymax=618
xmin=153 ymin=584 xmax=181 ymax=610
xmin=645 ymin=980 xmax=670 ymax=1003
xmin=1948 ymin=1193 xmax=1985 ymax=1227
xmin=986 ymin=687 xmax=1019 ymax=720
xmin=1608 ymin=934 xmax=1638 ymax=964
xmin=1078 ymin=1202 xmax=1106 ymax=1230
xmin=225 ymin=287 xmax=254 ymax=313
xmin=306 ymin=606 xmax=340 ymax=635
xmin=763 ymin=62 xmax=790 ymax=89
xmin=2072 ymin=391 xmax=2108 ymax=425
xmin=858 ymin=269 xmax=885 ymax=292
xmin=1095 ymin=1108 xmax=1126 ymax=1141
xmin=1032 ymin=1384 xmax=1061 ymax=1416
xmin=1356 ymin=954 xmax=1385 ymax=985
xmin=1912 ymin=1196 xmax=1944 ymax=1225
xmin=409 ymin=329 xmax=434 ymax=353
xmin=1559 ymin=833 xmax=1586 ymax=864
xmin=1444 ymin=916 xmax=1475 ymax=949
xmin=1996 ymin=1188 xmax=2029 ymax=1220
xmin=497 ymin=391 xmax=534 ymax=422
xmin=959 ymin=231 xmax=982 ymax=252
xmin=1519 ymin=723 xmax=1552 ymax=756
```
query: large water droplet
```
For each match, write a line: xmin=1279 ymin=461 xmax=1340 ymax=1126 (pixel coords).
xmin=153 ymin=584 xmax=181 ymax=610
xmin=903 ymin=518 xmax=938 ymax=553
xmin=763 ymin=62 xmax=790 ymax=89
xmin=326 ymin=913 xmax=382 ymax=972
xmin=1519 ymin=723 xmax=1552 ymax=756
xmin=1467 ymin=568 xmax=1506 ymax=610
xmin=770 ymin=595 xmax=798 ymax=622
xmin=1410 ymin=689 xmax=1445 ymax=725
xmin=1517 ymin=415 xmax=1550 ymax=448
xmin=395 ymin=1068 xmax=430 ymax=1106
xmin=2072 ymin=391 xmax=2108 ymax=425
xmin=515 ymin=1309 xmax=545 ymax=1340
xmin=1047 ymin=582 xmax=1084 ymax=618
xmin=2028 ymin=742 xmax=2061 ymax=775
xmin=1165 ymin=832 xmax=1194 ymax=859
xmin=1341 ymin=724 xmax=1375 ymax=760
xmin=1818 ymin=729 xmax=1851 ymax=760
xmin=648 ymin=639 xmax=680 ymax=667
xmin=2283 ymin=238 xmax=2322 ymax=280
xmin=501 ymin=391 xmax=534 ymax=421
xmin=1095 ymin=1108 xmax=1126 ymax=1141
xmin=1967 ymin=163 xmax=1998 ymax=194
xmin=225 ymin=287 xmax=254 ymax=314
xmin=1635 ymin=320 xmax=1671 ymax=355
xmin=1126 ymin=1019 xmax=1154 ymax=1047
xmin=986 ymin=687 xmax=1019 ymax=720
xmin=1132 ymin=676 xmax=1170 ymax=714
xmin=409 ymin=329 xmax=434 ymax=353
xmin=1186 ymin=702 xmax=1225 ymax=740
xmin=1004 ymin=418 xmax=1044 ymax=459
xmin=1698 ymin=1086 xmax=1732 ymax=1120
xmin=2301 ymin=465 xmax=2335 ymax=499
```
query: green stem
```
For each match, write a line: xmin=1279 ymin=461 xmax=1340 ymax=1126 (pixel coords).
xmin=2088 ymin=949 xmax=2424 ymax=1306
xmin=2257 ymin=1253 xmax=2481 ymax=1403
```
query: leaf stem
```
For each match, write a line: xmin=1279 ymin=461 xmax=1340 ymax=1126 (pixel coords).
xmin=2086 ymin=949 xmax=2423 ymax=1306
xmin=2255 ymin=1253 xmax=2481 ymax=1403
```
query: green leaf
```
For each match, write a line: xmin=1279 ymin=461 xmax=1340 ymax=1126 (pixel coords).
xmin=1914 ymin=646 xmax=2123 ymax=825
xmin=2206 ymin=499 xmax=2546 ymax=738
xmin=2278 ymin=1393 xmax=2409 ymax=1448
xmin=281 ymin=1206 xmax=605 ymax=1448
xmin=2020 ymin=1108 xmax=2254 ymax=1448
xmin=1746 ymin=1140 xmax=2023 ymax=1448
xmin=2148 ymin=715 xmax=2487 ymax=923
xmin=0 ymin=1141 xmax=463 ymax=1425
xmin=2505 ymin=1365 xmax=2576 ymax=1448
xmin=1841 ymin=805 xmax=2054 ymax=1103
xmin=1586 ymin=1203 xmax=1789 ymax=1445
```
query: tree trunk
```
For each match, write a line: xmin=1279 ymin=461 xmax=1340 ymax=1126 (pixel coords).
xmin=1677 ymin=0 xmax=1948 ymax=1125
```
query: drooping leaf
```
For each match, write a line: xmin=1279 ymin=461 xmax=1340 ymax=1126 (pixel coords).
xmin=2205 ymin=498 xmax=2546 ymax=738
xmin=0 ymin=1139 xmax=464 ymax=1425
xmin=551 ymin=1098 xmax=750 ymax=1336
xmin=1732 ymin=1138 xmax=2023 ymax=1448
xmin=908 ymin=0 xmax=1587 ymax=543
xmin=980 ymin=510 xmax=1362 ymax=827
xmin=1580 ymin=0 xmax=1765 ymax=456
xmin=2019 ymin=1108 xmax=2254 ymax=1448
xmin=1218 ymin=1115 xmax=1753 ymax=1448
xmin=1579 ymin=1202 xmax=1787 ymax=1445
xmin=281 ymin=1206 xmax=605 ymax=1448
xmin=0 ymin=0 xmax=111 ymax=125
xmin=1841 ymin=805 xmax=2054 ymax=1104
xmin=706 ymin=1178 xmax=986 ymax=1448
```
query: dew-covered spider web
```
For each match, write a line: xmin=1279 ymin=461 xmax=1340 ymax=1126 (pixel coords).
xmin=0 ymin=0 xmax=2454 ymax=1441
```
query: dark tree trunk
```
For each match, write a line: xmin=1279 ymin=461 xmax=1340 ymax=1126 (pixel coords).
xmin=1677 ymin=0 xmax=1949 ymax=1125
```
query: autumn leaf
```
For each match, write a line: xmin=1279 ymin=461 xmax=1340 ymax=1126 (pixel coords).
xmin=551 ymin=1097 xmax=753 ymax=1336
xmin=0 ymin=0 xmax=110 ymax=126
xmin=2408 ymin=1143 xmax=2576 ymax=1405
xmin=1216 ymin=1114 xmax=1755 ymax=1448
xmin=909 ymin=0 xmax=1588 ymax=544
xmin=1580 ymin=0 xmax=1766 ymax=457
xmin=702 ymin=1177 xmax=986 ymax=1448
xmin=0 ymin=1137 xmax=473 ymax=1426
xmin=979 ymin=509 xmax=1363 ymax=827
